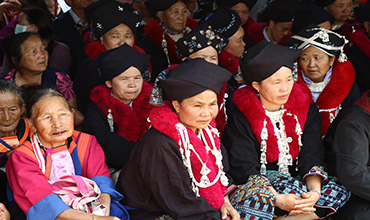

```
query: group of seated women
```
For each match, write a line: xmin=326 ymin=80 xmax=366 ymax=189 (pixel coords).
xmin=0 ymin=30 xmax=361 ymax=220
xmin=0 ymin=0 xmax=370 ymax=219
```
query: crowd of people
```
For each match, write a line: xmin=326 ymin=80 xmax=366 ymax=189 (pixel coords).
xmin=0 ymin=0 xmax=369 ymax=219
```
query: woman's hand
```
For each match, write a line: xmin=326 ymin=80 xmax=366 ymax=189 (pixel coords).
xmin=93 ymin=216 xmax=120 ymax=220
xmin=0 ymin=0 xmax=21 ymax=12
xmin=100 ymin=193 xmax=111 ymax=216
xmin=0 ymin=203 xmax=10 ymax=220
xmin=289 ymin=191 xmax=320 ymax=215
xmin=275 ymin=193 xmax=302 ymax=212
xmin=220 ymin=201 xmax=240 ymax=220
xmin=56 ymin=209 xmax=121 ymax=220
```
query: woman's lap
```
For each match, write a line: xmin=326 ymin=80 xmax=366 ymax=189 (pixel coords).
xmin=265 ymin=170 xmax=350 ymax=218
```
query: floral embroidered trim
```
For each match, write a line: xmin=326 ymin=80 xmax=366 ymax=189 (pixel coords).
xmin=155 ymin=215 xmax=174 ymax=220
xmin=302 ymin=166 xmax=328 ymax=185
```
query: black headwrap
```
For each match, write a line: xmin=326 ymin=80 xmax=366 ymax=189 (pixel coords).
xmin=97 ymin=44 xmax=150 ymax=82
xmin=160 ymin=58 xmax=232 ymax=100
xmin=240 ymin=41 xmax=301 ymax=85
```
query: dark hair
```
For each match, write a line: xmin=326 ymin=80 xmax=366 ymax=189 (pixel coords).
xmin=0 ymin=80 xmax=24 ymax=106
xmin=21 ymin=7 xmax=56 ymax=55
xmin=25 ymin=87 xmax=71 ymax=119
xmin=22 ymin=0 xmax=49 ymax=13
xmin=4 ymin=32 xmax=42 ymax=67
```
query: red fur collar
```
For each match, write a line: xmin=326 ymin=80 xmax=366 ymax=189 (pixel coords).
xmin=149 ymin=104 xmax=226 ymax=209
xmin=144 ymin=18 xmax=197 ymax=65
xmin=218 ymin=50 xmax=240 ymax=76
xmin=85 ymin=41 xmax=106 ymax=60
xmin=242 ymin=16 xmax=255 ymax=37
xmin=296 ymin=59 xmax=355 ymax=135
xmin=215 ymin=84 xmax=228 ymax=135
xmin=233 ymin=84 xmax=310 ymax=163
xmin=350 ymin=30 xmax=370 ymax=58
xmin=248 ymin=22 xmax=268 ymax=44
xmin=355 ymin=90 xmax=370 ymax=113
xmin=90 ymin=82 xmax=153 ymax=142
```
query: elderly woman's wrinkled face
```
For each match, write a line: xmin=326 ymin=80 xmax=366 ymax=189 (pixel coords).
xmin=231 ymin=2 xmax=250 ymax=26
xmin=299 ymin=46 xmax=335 ymax=83
xmin=172 ymin=89 xmax=218 ymax=133
xmin=325 ymin=0 xmax=353 ymax=23
xmin=100 ymin=24 xmax=135 ymax=50
xmin=105 ymin=66 xmax=144 ymax=105
xmin=188 ymin=46 xmax=218 ymax=65
xmin=252 ymin=66 xmax=294 ymax=111
xmin=0 ymin=92 xmax=23 ymax=137
xmin=157 ymin=1 xmax=188 ymax=34
xmin=225 ymin=26 xmax=245 ymax=58
xmin=19 ymin=36 xmax=48 ymax=73
xmin=29 ymin=96 xmax=74 ymax=148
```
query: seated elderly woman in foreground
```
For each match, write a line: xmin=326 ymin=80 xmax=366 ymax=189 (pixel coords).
xmin=6 ymin=88 xmax=128 ymax=220
xmin=0 ymin=80 xmax=30 ymax=207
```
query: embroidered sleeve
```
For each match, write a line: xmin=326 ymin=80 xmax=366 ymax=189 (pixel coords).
xmin=302 ymin=166 xmax=328 ymax=185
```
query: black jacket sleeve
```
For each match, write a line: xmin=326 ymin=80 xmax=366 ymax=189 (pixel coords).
xmin=332 ymin=106 xmax=370 ymax=200
xmin=119 ymin=128 xmax=222 ymax=220
xmin=222 ymin=104 xmax=261 ymax=185
xmin=83 ymin=102 xmax=136 ymax=170
xmin=341 ymin=81 xmax=361 ymax=109
xmin=348 ymin=44 xmax=370 ymax=94
xmin=297 ymin=104 xmax=326 ymax=177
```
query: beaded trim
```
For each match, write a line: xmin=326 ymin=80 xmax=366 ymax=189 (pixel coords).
xmin=161 ymin=27 xmax=192 ymax=67
xmin=213 ymin=13 xmax=237 ymax=34
xmin=260 ymin=108 xmax=303 ymax=176
xmin=181 ymin=27 xmax=226 ymax=55
xmin=175 ymin=123 xmax=228 ymax=196
xmin=290 ymin=27 xmax=349 ymax=62
xmin=302 ymin=166 xmax=328 ymax=184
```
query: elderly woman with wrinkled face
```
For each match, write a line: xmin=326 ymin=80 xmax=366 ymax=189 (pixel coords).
xmin=286 ymin=25 xmax=360 ymax=137
xmin=174 ymin=22 xmax=229 ymax=133
xmin=2 ymin=32 xmax=84 ymax=130
xmin=83 ymin=44 xmax=153 ymax=172
xmin=141 ymin=0 xmax=197 ymax=79
xmin=6 ymin=88 xmax=128 ymax=220
xmin=0 ymin=80 xmax=29 ymax=209
xmin=74 ymin=0 xmax=148 ymax=114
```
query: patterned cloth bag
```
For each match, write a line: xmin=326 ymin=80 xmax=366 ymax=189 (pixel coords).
xmin=51 ymin=175 xmax=107 ymax=216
